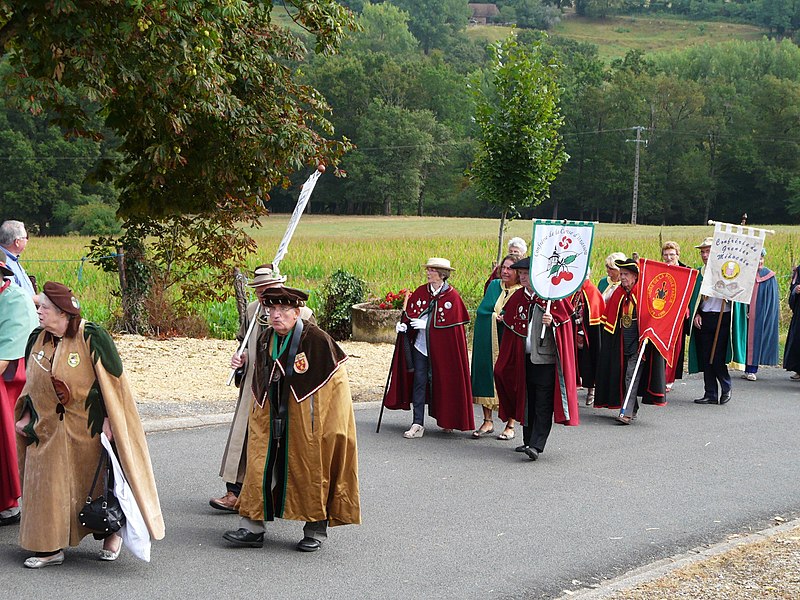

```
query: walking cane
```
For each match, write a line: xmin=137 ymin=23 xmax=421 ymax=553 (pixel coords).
xmin=708 ymin=299 xmax=727 ymax=364
xmin=376 ymin=291 xmax=411 ymax=433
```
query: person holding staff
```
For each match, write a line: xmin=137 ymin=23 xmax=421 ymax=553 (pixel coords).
xmin=493 ymin=257 xmax=579 ymax=461
xmin=210 ymin=264 xmax=314 ymax=513
xmin=223 ymin=286 xmax=359 ymax=552
xmin=687 ymin=237 xmax=733 ymax=405
xmin=594 ymin=258 xmax=666 ymax=424
xmin=384 ymin=258 xmax=474 ymax=438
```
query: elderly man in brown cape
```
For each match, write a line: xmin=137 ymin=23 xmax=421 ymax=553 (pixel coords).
xmin=210 ymin=264 xmax=314 ymax=513
xmin=14 ymin=282 xmax=164 ymax=568
xmin=223 ymin=286 xmax=360 ymax=553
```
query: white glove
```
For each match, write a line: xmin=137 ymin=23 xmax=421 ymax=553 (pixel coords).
xmin=395 ymin=322 xmax=408 ymax=333
xmin=409 ymin=318 xmax=426 ymax=330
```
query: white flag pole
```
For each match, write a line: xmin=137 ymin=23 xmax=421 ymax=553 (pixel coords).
xmin=539 ymin=299 xmax=552 ymax=341
xmin=619 ymin=339 xmax=648 ymax=417
xmin=272 ymin=166 xmax=324 ymax=273
xmin=225 ymin=165 xmax=324 ymax=385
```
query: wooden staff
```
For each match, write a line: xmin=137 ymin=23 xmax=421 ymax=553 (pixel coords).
xmin=225 ymin=305 xmax=261 ymax=386
xmin=376 ymin=290 xmax=411 ymax=433
xmin=708 ymin=299 xmax=726 ymax=364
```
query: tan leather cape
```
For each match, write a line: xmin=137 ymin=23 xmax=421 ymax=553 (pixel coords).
xmin=16 ymin=321 xmax=165 ymax=552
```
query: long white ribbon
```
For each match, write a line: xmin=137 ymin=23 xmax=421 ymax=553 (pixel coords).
xmin=272 ymin=168 xmax=323 ymax=272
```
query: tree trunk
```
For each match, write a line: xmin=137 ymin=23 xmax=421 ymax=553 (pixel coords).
xmin=120 ymin=237 xmax=151 ymax=335
xmin=495 ymin=210 xmax=507 ymax=267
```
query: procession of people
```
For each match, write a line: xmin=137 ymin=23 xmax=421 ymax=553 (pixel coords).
xmin=1 ymin=214 xmax=797 ymax=571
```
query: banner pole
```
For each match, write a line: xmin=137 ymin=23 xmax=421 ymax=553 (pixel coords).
xmin=620 ymin=339 xmax=648 ymax=417
xmin=539 ymin=299 xmax=552 ymax=341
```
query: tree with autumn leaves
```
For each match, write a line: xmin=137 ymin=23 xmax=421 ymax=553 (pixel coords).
xmin=0 ymin=1 xmax=357 ymax=332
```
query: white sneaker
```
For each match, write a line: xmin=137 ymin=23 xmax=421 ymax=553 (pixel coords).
xmin=742 ymin=373 xmax=757 ymax=381
xmin=403 ymin=424 xmax=424 ymax=438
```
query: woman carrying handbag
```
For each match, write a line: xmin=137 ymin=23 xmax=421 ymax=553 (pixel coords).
xmin=14 ymin=282 xmax=164 ymax=568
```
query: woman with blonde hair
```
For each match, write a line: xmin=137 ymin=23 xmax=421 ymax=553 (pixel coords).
xmin=597 ymin=252 xmax=626 ymax=302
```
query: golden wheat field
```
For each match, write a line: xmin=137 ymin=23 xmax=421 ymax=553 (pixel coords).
xmin=19 ymin=216 xmax=800 ymax=338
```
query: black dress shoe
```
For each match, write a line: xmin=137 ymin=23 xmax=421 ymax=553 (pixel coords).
xmin=0 ymin=512 xmax=21 ymax=526
xmin=515 ymin=444 xmax=528 ymax=453
xmin=693 ymin=397 xmax=715 ymax=404
xmin=523 ymin=447 xmax=539 ymax=461
xmin=223 ymin=528 xmax=264 ymax=548
xmin=719 ymin=391 xmax=732 ymax=404
xmin=296 ymin=537 xmax=321 ymax=552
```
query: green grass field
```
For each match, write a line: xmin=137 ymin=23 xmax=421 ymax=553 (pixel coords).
xmin=20 ymin=216 xmax=800 ymax=339
xmin=467 ymin=14 xmax=767 ymax=61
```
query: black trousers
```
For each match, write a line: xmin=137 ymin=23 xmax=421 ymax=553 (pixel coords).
xmin=523 ymin=361 xmax=556 ymax=453
xmin=698 ymin=310 xmax=732 ymax=400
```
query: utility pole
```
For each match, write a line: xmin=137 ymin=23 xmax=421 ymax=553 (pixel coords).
xmin=625 ymin=126 xmax=647 ymax=225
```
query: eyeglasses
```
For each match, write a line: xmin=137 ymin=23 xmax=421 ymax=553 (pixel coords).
xmin=32 ymin=350 xmax=53 ymax=373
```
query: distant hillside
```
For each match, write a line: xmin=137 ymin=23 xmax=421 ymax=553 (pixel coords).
xmin=466 ymin=14 xmax=767 ymax=61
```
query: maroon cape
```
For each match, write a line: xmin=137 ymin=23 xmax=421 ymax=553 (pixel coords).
xmin=494 ymin=288 xmax=580 ymax=427
xmin=383 ymin=283 xmax=474 ymax=431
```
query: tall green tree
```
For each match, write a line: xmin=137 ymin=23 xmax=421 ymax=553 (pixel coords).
xmin=0 ymin=1 xmax=357 ymax=332
xmin=342 ymin=100 xmax=447 ymax=215
xmin=388 ymin=0 xmax=470 ymax=54
xmin=469 ymin=35 xmax=568 ymax=262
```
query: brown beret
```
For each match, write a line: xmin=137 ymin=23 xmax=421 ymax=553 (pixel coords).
xmin=43 ymin=281 xmax=81 ymax=316
xmin=259 ymin=286 xmax=308 ymax=307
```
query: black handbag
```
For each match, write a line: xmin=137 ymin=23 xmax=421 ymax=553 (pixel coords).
xmin=79 ymin=450 xmax=126 ymax=534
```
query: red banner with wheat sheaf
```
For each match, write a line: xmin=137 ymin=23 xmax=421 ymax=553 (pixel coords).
xmin=637 ymin=259 xmax=698 ymax=367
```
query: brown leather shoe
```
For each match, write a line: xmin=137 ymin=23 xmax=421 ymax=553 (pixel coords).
xmin=209 ymin=491 xmax=238 ymax=513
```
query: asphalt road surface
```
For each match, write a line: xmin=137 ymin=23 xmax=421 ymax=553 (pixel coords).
xmin=2 ymin=368 xmax=799 ymax=599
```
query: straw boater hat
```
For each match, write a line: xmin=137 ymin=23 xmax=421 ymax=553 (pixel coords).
xmin=424 ymin=257 xmax=454 ymax=271
xmin=614 ymin=257 xmax=639 ymax=276
xmin=247 ymin=264 xmax=287 ymax=288
xmin=258 ymin=286 xmax=308 ymax=307
xmin=694 ymin=237 xmax=714 ymax=249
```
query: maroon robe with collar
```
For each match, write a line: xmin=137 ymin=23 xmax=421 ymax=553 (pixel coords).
xmin=494 ymin=288 xmax=580 ymax=427
xmin=383 ymin=283 xmax=475 ymax=431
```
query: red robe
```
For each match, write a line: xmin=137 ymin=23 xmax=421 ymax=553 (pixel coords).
xmin=572 ymin=280 xmax=605 ymax=388
xmin=384 ymin=283 xmax=474 ymax=431
xmin=494 ymin=288 xmax=580 ymax=427
xmin=1 ymin=360 xmax=25 ymax=512
xmin=595 ymin=285 xmax=666 ymax=409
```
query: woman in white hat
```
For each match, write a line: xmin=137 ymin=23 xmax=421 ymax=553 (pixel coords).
xmin=383 ymin=258 xmax=475 ymax=438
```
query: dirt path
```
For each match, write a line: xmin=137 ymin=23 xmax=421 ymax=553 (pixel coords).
xmin=116 ymin=334 xmax=394 ymax=419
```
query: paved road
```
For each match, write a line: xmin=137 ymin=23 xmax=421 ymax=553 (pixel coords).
xmin=2 ymin=368 xmax=799 ymax=599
